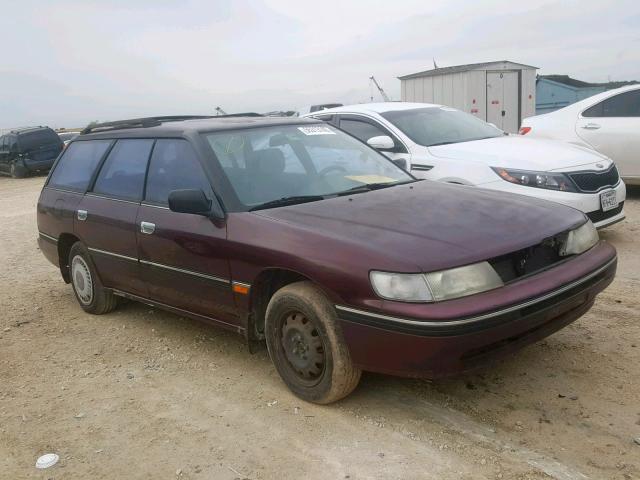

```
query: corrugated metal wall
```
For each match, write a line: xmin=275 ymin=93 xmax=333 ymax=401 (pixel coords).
xmin=400 ymin=64 xmax=537 ymax=131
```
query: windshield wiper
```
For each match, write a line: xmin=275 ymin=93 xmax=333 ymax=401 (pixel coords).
xmin=337 ymin=179 xmax=422 ymax=196
xmin=249 ymin=195 xmax=326 ymax=211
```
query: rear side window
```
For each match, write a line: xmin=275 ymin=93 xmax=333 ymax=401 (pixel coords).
xmin=48 ymin=140 xmax=112 ymax=192
xmin=583 ymin=90 xmax=640 ymax=117
xmin=145 ymin=139 xmax=213 ymax=205
xmin=93 ymin=139 xmax=154 ymax=201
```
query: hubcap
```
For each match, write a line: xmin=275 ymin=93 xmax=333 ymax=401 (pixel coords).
xmin=71 ymin=255 xmax=93 ymax=305
xmin=281 ymin=312 xmax=325 ymax=381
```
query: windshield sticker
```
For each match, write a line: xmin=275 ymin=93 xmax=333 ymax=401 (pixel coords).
xmin=345 ymin=175 xmax=397 ymax=184
xmin=298 ymin=126 xmax=336 ymax=136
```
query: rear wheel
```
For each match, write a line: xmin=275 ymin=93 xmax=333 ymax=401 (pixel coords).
xmin=265 ymin=281 xmax=361 ymax=404
xmin=68 ymin=242 xmax=118 ymax=314
xmin=10 ymin=161 xmax=28 ymax=178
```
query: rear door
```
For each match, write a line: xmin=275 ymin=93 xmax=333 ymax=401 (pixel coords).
xmin=136 ymin=138 xmax=238 ymax=326
xmin=75 ymin=139 xmax=153 ymax=297
xmin=576 ymin=89 xmax=640 ymax=179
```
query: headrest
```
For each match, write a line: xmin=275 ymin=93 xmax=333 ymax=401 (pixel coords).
xmin=249 ymin=148 xmax=286 ymax=175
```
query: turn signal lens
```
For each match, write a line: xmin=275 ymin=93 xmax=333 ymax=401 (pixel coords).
xmin=519 ymin=126 xmax=532 ymax=135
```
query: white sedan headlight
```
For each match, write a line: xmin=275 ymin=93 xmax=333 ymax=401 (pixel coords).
xmin=370 ymin=261 xmax=504 ymax=303
xmin=560 ymin=220 xmax=599 ymax=256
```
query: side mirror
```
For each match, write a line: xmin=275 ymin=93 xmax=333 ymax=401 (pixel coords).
xmin=391 ymin=158 xmax=407 ymax=170
xmin=168 ymin=189 xmax=216 ymax=217
xmin=367 ymin=135 xmax=395 ymax=151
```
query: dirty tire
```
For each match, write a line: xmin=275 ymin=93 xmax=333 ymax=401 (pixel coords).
xmin=265 ymin=281 xmax=361 ymax=404
xmin=68 ymin=242 xmax=118 ymax=315
xmin=10 ymin=162 xmax=28 ymax=178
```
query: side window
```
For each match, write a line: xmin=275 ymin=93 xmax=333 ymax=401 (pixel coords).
xmin=584 ymin=90 xmax=640 ymax=118
xmin=93 ymin=139 xmax=153 ymax=201
xmin=145 ymin=139 xmax=213 ymax=205
xmin=48 ymin=140 xmax=112 ymax=191
xmin=339 ymin=118 xmax=388 ymax=143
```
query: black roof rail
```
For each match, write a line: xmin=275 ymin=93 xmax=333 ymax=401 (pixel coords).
xmin=81 ymin=113 xmax=264 ymax=135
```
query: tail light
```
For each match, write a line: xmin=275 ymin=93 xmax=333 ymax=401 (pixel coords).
xmin=519 ymin=126 xmax=531 ymax=135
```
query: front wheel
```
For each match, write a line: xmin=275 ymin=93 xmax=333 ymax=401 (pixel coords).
xmin=265 ymin=281 xmax=361 ymax=404
xmin=68 ymin=242 xmax=118 ymax=314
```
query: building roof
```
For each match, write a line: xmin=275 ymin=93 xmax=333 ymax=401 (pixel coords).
xmin=539 ymin=74 xmax=640 ymax=90
xmin=398 ymin=60 xmax=538 ymax=80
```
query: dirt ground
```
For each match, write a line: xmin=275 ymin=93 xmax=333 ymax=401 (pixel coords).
xmin=1 ymin=176 xmax=638 ymax=480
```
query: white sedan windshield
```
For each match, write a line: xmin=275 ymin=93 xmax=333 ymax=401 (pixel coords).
xmin=382 ymin=107 xmax=503 ymax=147
xmin=204 ymin=124 xmax=413 ymax=208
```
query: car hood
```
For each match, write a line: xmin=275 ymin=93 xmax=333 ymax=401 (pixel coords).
xmin=428 ymin=135 xmax=608 ymax=171
xmin=253 ymin=180 xmax=587 ymax=273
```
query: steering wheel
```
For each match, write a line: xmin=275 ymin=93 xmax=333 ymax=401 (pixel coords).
xmin=318 ymin=165 xmax=348 ymax=177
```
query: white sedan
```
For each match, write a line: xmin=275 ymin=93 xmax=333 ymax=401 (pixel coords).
xmin=304 ymin=102 xmax=626 ymax=229
xmin=520 ymin=84 xmax=640 ymax=185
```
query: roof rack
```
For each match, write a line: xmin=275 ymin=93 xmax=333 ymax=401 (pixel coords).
xmin=81 ymin=113 xmax=264 ymax=135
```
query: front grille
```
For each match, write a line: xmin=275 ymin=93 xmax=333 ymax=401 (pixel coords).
xmin=586 ymin=202 xmax=624 ymax=224
xmin=569 ymin=165 xmax=620 ymax=193
xmin=489 ymin=240 xmax=564 ymax=284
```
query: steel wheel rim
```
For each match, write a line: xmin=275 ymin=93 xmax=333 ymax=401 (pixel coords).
xmin=71 ymin=255 xmax=93 ymax=305
xmin=280 ymin=311 xmax=326 ymax=385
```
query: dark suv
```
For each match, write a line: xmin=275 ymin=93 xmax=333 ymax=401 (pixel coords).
xmin=0 ymin=126 xmax=63 ymax=178
xmin=37 ymin=116 xmax=616 ymax=403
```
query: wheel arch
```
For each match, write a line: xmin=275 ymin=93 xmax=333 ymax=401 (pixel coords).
xmin=247 ymin=267 xmax=338 ymax=342
xmin=57 ymin=233 xmax=80 ymax=283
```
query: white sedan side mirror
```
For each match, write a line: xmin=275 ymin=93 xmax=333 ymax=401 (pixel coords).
xmin=367 ymin=135 xmax=395 ymax=151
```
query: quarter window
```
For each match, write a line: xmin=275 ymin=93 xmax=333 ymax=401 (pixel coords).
xmin=93 ymin=139 xmax=153 ymax=201
xmin=583 ymin=90 xmax=640 ymax=118
xmin=48 ymin=140 xmax=112 ymax=191
xmin=145 ymin=139 xmax=213 ymax=205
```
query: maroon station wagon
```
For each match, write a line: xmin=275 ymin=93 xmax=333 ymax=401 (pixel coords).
xmin=37 ymin=115 xmax=617 ymax=403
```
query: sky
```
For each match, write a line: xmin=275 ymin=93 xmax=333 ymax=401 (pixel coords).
xmin=1 ymin=0 xmax=639 ymax=129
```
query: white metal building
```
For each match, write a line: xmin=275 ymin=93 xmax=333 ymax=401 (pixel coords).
xmin=398 ymin=61 xmax=538 ymax=133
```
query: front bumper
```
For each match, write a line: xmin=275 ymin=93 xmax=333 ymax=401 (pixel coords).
xmin=478 ymin=179 xmax=626 ymax=229
xmin=336 ymin=246 xmax=616 ymax=378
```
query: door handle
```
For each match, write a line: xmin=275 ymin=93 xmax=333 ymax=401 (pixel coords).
xmin=581 ymin=123 xmax=601 ymax=130
xmin=77 ymin=210 xmax=87 ymax=221
xmin=140 ymin=221 xmax=155 ymax=235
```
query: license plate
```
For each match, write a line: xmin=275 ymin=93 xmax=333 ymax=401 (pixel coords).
xmin=600 ymin=190 xmax=618 ymax=212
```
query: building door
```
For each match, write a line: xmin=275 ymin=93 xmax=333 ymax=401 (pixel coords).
xmin=486 ymin=71 xmax=520 ymax=133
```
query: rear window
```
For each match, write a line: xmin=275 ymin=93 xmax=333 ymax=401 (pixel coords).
xmin=48 ymin=140 xmax=112 ymax=192
xmin=18 ymin=129 xmax=61 ymax=151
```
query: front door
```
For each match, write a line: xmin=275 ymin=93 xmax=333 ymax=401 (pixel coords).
xmin=75 ymin=138 xmax=153 ymax=297
xmin=336 ymin=114 xmax=411 ymax=169
xmin=576 ymin=88 xmax=640 ymax=179
xmin=136 ymin=138 xmax=238 ymax=326
xmin=486 ymin=71 xmax=520 ymax=133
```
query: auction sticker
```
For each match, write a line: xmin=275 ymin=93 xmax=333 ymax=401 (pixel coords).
xmin=298 ymin=126 xmax=335 ymax=136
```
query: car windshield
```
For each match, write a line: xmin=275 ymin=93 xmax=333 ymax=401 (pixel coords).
xmin=203 ymin=124 xmax=414 ymax=209
xmin=381 ymin=107 xmax=503 ymax=147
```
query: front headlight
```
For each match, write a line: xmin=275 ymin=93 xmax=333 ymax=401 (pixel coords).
xmin=492 ymin=167 xmax=576 ymax=192
xmin=560 ymin=220 xmax=599 ymax=256
xmin=370 ymin=261 xmax=504 ymax=303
